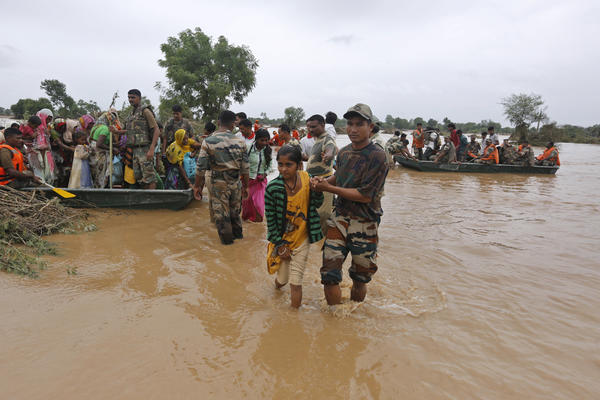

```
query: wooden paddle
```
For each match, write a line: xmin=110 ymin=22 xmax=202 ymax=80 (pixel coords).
xmin=41 ymin=182 xmax=76 ymax=199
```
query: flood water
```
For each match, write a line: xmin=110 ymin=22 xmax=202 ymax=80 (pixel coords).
xmin=1 ymin=139 xmax=599 ymax=399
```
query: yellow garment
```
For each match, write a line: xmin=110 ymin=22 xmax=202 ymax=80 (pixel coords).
xmin=124 ymin=165 xmax=136 ymax=184
xmin=267 ymin=171 xmax=310 ymax=274
xmin=166 ymin=129 xmax=196 ymax=165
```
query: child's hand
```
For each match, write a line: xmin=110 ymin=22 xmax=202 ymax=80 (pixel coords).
xmin=277 ymin=245 xmax=291 ymax=260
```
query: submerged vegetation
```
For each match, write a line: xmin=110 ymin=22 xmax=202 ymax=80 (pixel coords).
xmin=0 ymin=186 xmax=95 ymax=277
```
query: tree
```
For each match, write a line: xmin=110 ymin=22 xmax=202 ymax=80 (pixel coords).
xmin=40 ymin=79 xmax=78 ymax=116
xmin=500 ymin=93 xmax=547 ymax=141
xmin=157 ymin=28 xmax=258 ymax=121
xmin=157 ymin=96 xmax=192 ymax=123
xmin=426 ymin=118 xmax=438 ymax=128
xmin=10 ymin=97 xmax=53 ymax=119
xmin=530 ymin=108 xmax=549 ymax=133
xmin=120 ymin=96 xmax=154 ymax=121
xmin=283 ymin=106 xmax=305 ymax=129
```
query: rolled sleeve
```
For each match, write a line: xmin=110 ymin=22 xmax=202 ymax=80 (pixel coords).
xmin=240 ymin=147 xmax=250 ymax=175
xmin=196 ymin=141 xmax=210 ymax=173
xmin=143 ymin=108 xmax=159 ymax=134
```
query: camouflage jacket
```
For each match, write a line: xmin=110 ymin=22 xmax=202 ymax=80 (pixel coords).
xmin=164 ymin=118 xmax=194 ymax=145
xmin=307 ymin=133 xmax=337 ymax=177
xmin=196 ymin=130 xmax=249 ymax=178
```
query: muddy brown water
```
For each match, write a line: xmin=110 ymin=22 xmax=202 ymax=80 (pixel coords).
xmin=1 ymin=140 xmax=599 ymax=399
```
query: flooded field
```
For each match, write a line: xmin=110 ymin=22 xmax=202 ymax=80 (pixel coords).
xmin=1 ymin=141 xmax=599 ymax=399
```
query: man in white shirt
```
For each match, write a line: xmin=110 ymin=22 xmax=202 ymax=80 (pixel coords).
xmin=300 ymin=133 xmax=314 ymax=161
xmin=487 ymin=126 xmax=499 ymax=146
xmin=324 ymin=111 xmax=337 ymax=139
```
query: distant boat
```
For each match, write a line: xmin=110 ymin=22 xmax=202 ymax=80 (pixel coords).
xmin=22 ymin=187 xmax=194 ymax=210
xmin=394 ymin=156 xmax=559 ymax=175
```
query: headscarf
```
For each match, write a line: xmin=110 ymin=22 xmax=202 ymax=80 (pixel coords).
xmin=79 ymin=114 xmax=95 ymax=130
xmin=38 ymin=108 xmax=53 ymax=120
xmin=96 ymin=108 xmax=121 ymax=129
xmin=166 ymin=129 xmax=194 ymax=165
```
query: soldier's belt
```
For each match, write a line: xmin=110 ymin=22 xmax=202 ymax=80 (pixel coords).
xmin=212 ymin=170 xmax=240 ymax=180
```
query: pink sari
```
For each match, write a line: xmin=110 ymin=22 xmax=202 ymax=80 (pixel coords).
xmin=242 ymin=175 xmax=267 ymax=222
xmin=31 ymin=110 xmax=56 ymax=182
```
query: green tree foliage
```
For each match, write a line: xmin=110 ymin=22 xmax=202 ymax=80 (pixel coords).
xmin=500 ymin=93 xmax=547 ymax=141
xmin=119 ymin=96 xmax=154 ymax=121
xmin=10 ymin=97 xmax=53 ymax=119
xmin=158 ymin=28 xmax=258 ymax=122
xmin=157 ymin=96 xmax=193 ymax=123
xmin=426 ymin=118 xmax=438 ymax=128
xmin=283 ymin=106 xmax=305 ymax=129
xmin=40 ymin=79 xmax=101 ymax=117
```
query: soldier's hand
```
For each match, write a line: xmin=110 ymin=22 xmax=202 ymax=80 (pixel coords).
xmin=242 ymin=187 xmax=249 ymax=199
xmin=146 ymin=149 xmax=154 ymax=161
xmin=193 ymin=186 xmax=202 ymax=201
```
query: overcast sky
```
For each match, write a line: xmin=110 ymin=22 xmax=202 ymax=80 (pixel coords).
xmin=1 ymin=0 xmax=599 ymax=126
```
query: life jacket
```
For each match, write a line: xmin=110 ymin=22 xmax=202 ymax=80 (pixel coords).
xmin=0 ymin=144 xmax=25 ymax=185
xmin=481 ymin=144 xmax=499 ymax=164
xmin=412 ymin=128 xmax=424 ymax=148
xmin=536 ymin=146 xmax=560 ymax=165
xmin=126 ymin=105 xmax=154 ymax=147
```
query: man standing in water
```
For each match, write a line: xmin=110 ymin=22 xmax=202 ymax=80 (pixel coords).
xmin=306 ymin=114 xmax=337 ymax=235
xmin=412 ymin=122 xmax=425 ymax=160
xmin=311 ymin=103 xmax=388 ymax=305
xmin=162 ymin=105 xmax=194 ymax=154
xmin=116 ymin=89 xmax=160 ymax=189
xmin=193 ymin=110 xmax=249 ymax=245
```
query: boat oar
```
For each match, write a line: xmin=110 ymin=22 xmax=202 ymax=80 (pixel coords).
xmin=40 ymin=182 xmax=76 ymax=199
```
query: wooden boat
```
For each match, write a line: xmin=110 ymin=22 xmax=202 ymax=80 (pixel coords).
xmin=394 ymin=156 xmax=559 ymax=175
xmin=22 ymin=187 xmax=194 ymax=210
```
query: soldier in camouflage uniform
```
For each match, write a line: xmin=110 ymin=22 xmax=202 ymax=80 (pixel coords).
xmin=434 ymin=136 xmax=457 ymax=164
xmin=306 ymin=114 xmax=337 ymax=235
xmin=500 ymin=139 xmax=518 ymax=164
xmin=278 ymin=123 xmax=302 ymax=153
xmin=311 ymin=103 xmax=388 ymax=306
xmin=465 ymin=134 xmax=481 ymax=161
xmin=193 ymin=110 xmax=249 ymax=245
xmin=162 ymin=104 xmax=194 ymax=154
xmin=515 ymin=140 xmax=535 ymax=166
xmin=119 ymin=89 xmax=160 ymax=189
xmin=387 ymin=133 xmax=417 ymax=162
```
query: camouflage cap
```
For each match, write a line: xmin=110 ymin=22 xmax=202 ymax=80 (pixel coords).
xmin=343 ymin=103 xmax=373 ymax=121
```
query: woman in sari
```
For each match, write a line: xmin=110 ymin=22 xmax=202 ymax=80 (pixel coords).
xmin=165 ymin=129 xmax=200 ymax=189
xmin=29 ymin=109 xmax=56 ymax=184
xmin=90 ymin=111 xmax=120 ymax=188
xmin=242 ymin=128 xmax=272 ymax=222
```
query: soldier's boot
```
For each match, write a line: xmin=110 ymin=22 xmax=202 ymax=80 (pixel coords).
xmin=215 ymin=218 xmax=234 ymax=245
xmin=231 ymin=216 xmax=243 ymax=240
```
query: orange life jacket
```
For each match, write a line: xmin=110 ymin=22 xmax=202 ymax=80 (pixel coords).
xmin=0 ymin=144 xmax=25 ymax=185
xmin=536 ymin=146 xmax=560 ymax=165
xmin=413 ymin=128 xmax=424 ymax=148
xmin=481 ymin=144 xmax=499 ymax=164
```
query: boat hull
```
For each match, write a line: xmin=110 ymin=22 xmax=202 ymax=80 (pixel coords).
xmin=22 ymin=187 xmax=194 ymax=210
xmin=394 ymin=156 xmax=559 ymax=174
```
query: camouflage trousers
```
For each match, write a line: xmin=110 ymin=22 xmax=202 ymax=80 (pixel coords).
xmin=132 ymin=147 xmax=156 ymax=184
xmin=321 ymin=211 xmax=379 ymax=285
xmin=210 ymin=171 xmax=243 ymax=244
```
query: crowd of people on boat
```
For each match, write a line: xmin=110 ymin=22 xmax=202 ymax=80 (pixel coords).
xmin=0 ymin=92 xmax=389 ymax=309
xmin=0 ymin=90 xmax=562 ymax=309
xmin=384 ymin=123 xmax=560 ymax=167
